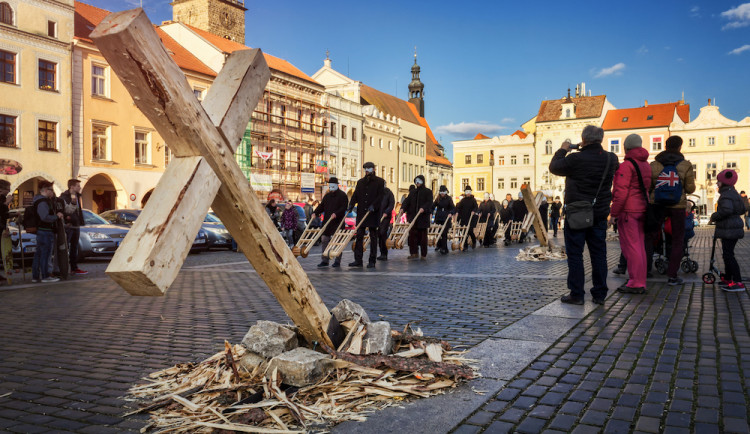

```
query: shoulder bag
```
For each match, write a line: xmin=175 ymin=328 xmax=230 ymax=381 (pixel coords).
xmin=627 ymin=158 xmax=661 ymax=233
xmin=565 ymin=152 xmax=613 ymax=230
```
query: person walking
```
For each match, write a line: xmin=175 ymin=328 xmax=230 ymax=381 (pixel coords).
xmin=740 ymin=190 xmax=750 ymax=230
xmin=31 ymin=181 xmax=63 ymax=283
xmin=610 ymin=134 xmax=651 ymax=294
xmin=312 ymin=177 xmax=348 ymax=267
xmin=510 ymin=191 xmax=528 ymax=242
xmin=279 ymin=201 xmax=298 ymax=248
xmin=456 ymin=186 xmax=478 ymax=249
xmin=432 ymin=185 xmax=455 ymax=254
xmin=59 ymin=179 xmax=87 ymax=275
xmin=710 ymin=169 xmax=745 ymax=291
xmin=646 ymin=135 xmax=696 ymax=286
xmin=550 ymin=125 xmax=618 ymax=305
xmin=478 ymin=193 xmax=496 ymax=247
xmin=348 ymin=162 xmax=385 ymax=268
xmin=377 ymin=181 xmax=395 ymax=261
xmin=403 ymin=175 xmax=432 ymax=259
xmin=550 ymin=196 xmax=562 ymax=237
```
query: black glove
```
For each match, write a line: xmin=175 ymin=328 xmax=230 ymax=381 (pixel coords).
xmin=367 ymin=205 xmax=375 ymax=212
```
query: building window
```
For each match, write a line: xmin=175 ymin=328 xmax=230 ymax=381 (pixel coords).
xmin=510 ymin=177 xmax=518 ymax=189
xmin=646 ymin=115 xmax=653 ymax=120
xmin=728 ymin=135 xmax=735 ymax=145
xmin=409 ymin=141 xmax=413 ymax=154
xmin=688 ymin=138 xmax=695 ymax=147
xmin=511 ymin=155 xmax=517 ymax=165
xmin=369 ymin=136 xmax=373 ymax=147
xmin=707 ymin=137 xmax=715 ymax=146
xmin=497 ymin=178 xmax=504 ymax=190
xmin=706 ymin=163 xmax=717 ymax=179
xmin=523 ymin=154 xmax=529 ymax=165
xmin=545 ymin=140 xmax=552 ymax=155
xmin=565 ymin=109 xmax=571 ymax=118
xmin=381 ymin=165 xmax=385 ymax=178
xmin=38 ymin=120 xmax=57 ymax=151
xmin=609 ymin=139 xmax=620 ymax=154
xmin=351 ymin=160 xmax=356 ymax=177
xmin=165 ymin=145 xmax=173 ymax=167
xmin=421 ymin=145 xmax=425 ymax=157
xmin=408 ymin=164 xmax=413 ymax=180
xmin=92 ymin=123 xmax=109 ymax=160
xmin=92 ymin=65 xmax=107 ymax=96
xmin=309 ymin=111 xmax=315 ymax=131
xmin=477 ymin=178 xmax=485 ymax=191
xmin=389 ymin=167 xmax=394 ymax=183
xmin=498 ymin=156 xmax=504 ymax=166
xmin=0 ymin=114 xmax=16 ymax=147
xmin=402 ymin=163 xmax=407 ymax=181
xmin=330 ymin=121 xmax=336 ymax=137
xmin=622 ymin=117 xmax=628 ymax=122
xmin=379 ymin=138 xmax=383 ymax=149
xmin=726 ymin=162 xmax=737 ymax=169
xmin=523 ymin=177 xmax=531 ymax=187
xmin=388 ymin=140 xmax=392 ymax=150
xmin=477 ymin=154 xmax=484 ymax=164
xmin=651 ymin=136 xmax=663 ymax=151
xmin=193 ymin=88 xmax=203 ymax=101
xmin=465 ymin=154 xmax=471 ymax=164
xmin=352 ymin=127 xmax=357 ymax=142
xmin=0 ymin=2 xmax=12 ymax=25
xmin=280 ymin=150 xmax=286 ymax=170
xmin=341 ymin=125 xmax=347 ymax=140
xmin=462 ymin=178 xmax=470 ymax=190
xmin=134 ymin=130 xmax=151 ymax=164
xmin=47 ymin=20 xmax=57 ymax=38
xmin=0 ymin=49 xmax=15 ymax=84
xmin=38 ymin=60 xmax=57 ymax=91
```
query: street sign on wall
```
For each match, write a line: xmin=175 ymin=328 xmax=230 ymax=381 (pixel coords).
xmin=300 ymin=173 xmax=315 ymax=194
xmin=250 ymin=173 xmax=272 ymax=192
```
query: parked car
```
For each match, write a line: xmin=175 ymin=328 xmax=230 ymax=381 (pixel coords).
xmin=100 ymin=209 xmax=209 ymax=252
xmin=698 ymin=215 xmax=710 ymax=227
xmin=203 ymin=213 xmax=233 ymax=249
xmin=6 ymin=209 xmax=36 ymax=263
xmin=345 ymin=210 xmax=356 ymax=229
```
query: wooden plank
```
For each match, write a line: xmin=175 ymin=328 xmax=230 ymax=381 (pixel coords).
xmin=93 ymin=9 xmax=333 ymax=347
xmin=521 ymin=185 xmax=549 ymax=247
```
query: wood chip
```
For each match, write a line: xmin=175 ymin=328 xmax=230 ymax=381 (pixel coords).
xmin=425 ymin=344 xmax=443 ymax=363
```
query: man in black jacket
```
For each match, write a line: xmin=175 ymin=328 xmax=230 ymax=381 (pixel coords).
xmin=312 ymin=177 xmax=348 ymax=267
xmin=478 ymin=193 xmax=496 ymax=247
xmin=550 ymin=196 xmax=562 ymax=237
xmin=348 ymin=162 xmax=385 ymax=268
xmin=432 ymin=185 xmax=454 ymax=254
xmin=60 ymin=179 xmax=87 ymax=275
xmin=377 ymin=181 xmax=395 ymax=261
xmin=456 ymin=186 xmax=478 ymax=249
xmin=402 ymin=175 xmax=433 ymax=259
xmin=510 ymin=191 xmax=528 ymax=242
xmin=550 ymin=125 xmax=618 ymax=305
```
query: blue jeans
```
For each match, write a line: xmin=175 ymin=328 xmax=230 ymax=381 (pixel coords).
xmin=745 ymin=215 xmax=750 ymax=230
xmin=564 ymin=219 xmax=608 ymax=300
xmin=32 ymin=230 xmax=54 ymax=279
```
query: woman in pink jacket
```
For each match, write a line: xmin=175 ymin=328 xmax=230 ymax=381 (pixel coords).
xmin=610 ymin=134 xmax=651 ymax=293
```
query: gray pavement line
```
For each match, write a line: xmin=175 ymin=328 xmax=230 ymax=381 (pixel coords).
xmin=0 ymin=276 xmax=111 ymax=292
xmin=184 ymin=261 xmax=250 ymax=269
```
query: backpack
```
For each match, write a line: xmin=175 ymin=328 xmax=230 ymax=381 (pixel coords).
xmin=23 ymin=202 xmax=40 ymax=234
xmin=653 ymin=161 xmax=683 ymax=205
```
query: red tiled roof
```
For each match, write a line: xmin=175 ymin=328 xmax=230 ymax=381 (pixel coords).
xmin=180 ymin=24 xmax=319 ymax=85
xmin=473 ymin=133 xmax=490 ymax=140
xmin=74 ymin=2 xmax=215 ymax=77
xmin=511 ymin=130 xmax=527 ymax=139
xmin=602 ymin=102 xmax=690 ymax=131
xmin=537 ymin=95 xmax=607 ymax=122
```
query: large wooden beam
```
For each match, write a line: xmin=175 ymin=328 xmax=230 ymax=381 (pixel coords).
xmin=521 ymin=184 xmax=549 ymax=247
xmin=93 ymin=9 xmax=334 ymax=347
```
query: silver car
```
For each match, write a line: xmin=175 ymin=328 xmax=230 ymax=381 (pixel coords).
xmin=99 ymin=209 xmax=209 ymax=253
xmin=203 ymin=213 xmax=233 ymax=249
xmin=78 ymin=210 xmax=130 ymax=259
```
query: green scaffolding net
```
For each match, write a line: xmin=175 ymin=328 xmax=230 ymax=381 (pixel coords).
xmin=236 ymin=126 xmax=253 ymax=180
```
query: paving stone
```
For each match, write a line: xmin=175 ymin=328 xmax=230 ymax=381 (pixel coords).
xmin=516 ymin=417 xmax=547 ymax=433
xmin=604 ymin=419 xmax=633 ymax=433
xmin=484 ymin=420 xmax=515 ymax=433
xmin=723 ymin=417 xmax=750 ymax=433
xmin=548 ymin=414 xmax=577 ymax=431
xmin=635 ymin=416 xmax=662 ymax=433
xmin=580 ymin=409 xmax=608 ymax=426
xmin=527 ymin=404 xmax=555 ymax=420
xmin=465 ymin=411 xmax=495 ymax=426
xmin=497 ymin=408 xmax=526 ymax=423
xmin=453 ymin=425 xmax=481 ymax=434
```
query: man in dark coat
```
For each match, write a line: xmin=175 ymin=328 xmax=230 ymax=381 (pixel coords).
xmin=402 ymin=175 xmax=433 ymax=259
xmin=348 ymin=162 xmax=385 ymax=268
xmin=539 ymin=198 xmax=549 ymax=233
xmin=312 ymin=177 xmax=348 ymax=267
xmin=60 ymin=179 xmax=87 ymax=275
xmin=432 ymin=185 xmax=454 ymax=254
xmin=510 ymin=191 xmax=528 ymax=242
xmin=478 ymin=193 xmax=496 ymax=247
xmin=550 ymin=196 xmax=562 ymax=237
xmin=377 ymin=181 xmax=395 ymax=260
xmin=550 ymin=125 xmax=618 ymax=305
xmin=456 ymin=186 xmax=478 ymax=249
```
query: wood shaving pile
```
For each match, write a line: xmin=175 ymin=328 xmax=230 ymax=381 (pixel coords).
xmin=126 ymin=332 xmax=476 ymax=433
xmin=515 ymin=245 xmax=567 ymax=262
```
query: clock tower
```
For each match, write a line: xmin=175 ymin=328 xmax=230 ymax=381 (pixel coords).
xmin=171 ymin=0 xmax=246 ymax=44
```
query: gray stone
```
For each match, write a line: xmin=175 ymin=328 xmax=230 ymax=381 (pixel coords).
xmin=241 ymin=320 xmax=298 ymax=359
xmin=363 ymin=321 xmax=392 ymax=354
xmin=268 ymin=348 xmax=332 ymax=387
xmin=331 ymin=299 xmax=371 ymax=324
xmin=467 ymin=338 xmax=549 ymax=380
xmin=238 ymin=352 xmax=266 ymax=372
xmin=493 ymin=315 xmax=580 ymax=343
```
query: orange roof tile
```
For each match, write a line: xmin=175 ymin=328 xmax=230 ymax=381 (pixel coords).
xmin=511 ymin=130 xmax=527 ymax=139
xmin=74 ymin=2 xmax=215 ymax=77
xmin=537 ymin=95 xmax=607 ymax=122
xmin=602 ymin=102 xmax=690 ymax=131
xmin=474 ymin=133 xmax=490 ymax=140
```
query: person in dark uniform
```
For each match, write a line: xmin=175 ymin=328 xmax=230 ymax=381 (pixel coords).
xmin=486 ymin=193 xmax=501 ymax=244
xmin=456 ymin=186 xmax=478 ymax=249
xmin=511 ymin=191 xmax=528 ymax=242
xmin=478 ymin=193 xmax=496 ymax=247
xmin=312 ymin=177 xmax=348 ymax=268
xmin=432 ymin=185 xmax=455 ymax=254
xmin=539 ymin=197 xmax=549 ymax=233
xmin=348 ymin=162 xmax=385 ymax=268
xmin=499 ymin=199 xmax=513 ymax=246
xmin=377 ymin=181 xmax=395 ymax=261
xmin=402 ymin=175 xmax=433 ymax=259
xmin=550 ymin=196 xmax=562 ymax=237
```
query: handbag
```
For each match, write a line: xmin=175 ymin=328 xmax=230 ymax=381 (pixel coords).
xmin=565 ymin=152 xmax=613 ymax=230
xmin=627 ymin=158 xmax=661 ymax=233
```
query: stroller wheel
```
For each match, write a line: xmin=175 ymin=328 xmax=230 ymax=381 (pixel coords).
xmin=702 ymin=273 xmax=715 ymax=284
xmin=690 ymin=260 xmax=699 ymax=273
xmin=655 ymin=259 xmax=668 ymax=275
xmin=681 ymin=261 xmax=692 ymax=273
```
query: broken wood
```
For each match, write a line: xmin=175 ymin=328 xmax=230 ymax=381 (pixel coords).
xmin=521 ymin=185 xmax=549 ymax=247
xmin=391 ymin=331 xmax=453 ymax=351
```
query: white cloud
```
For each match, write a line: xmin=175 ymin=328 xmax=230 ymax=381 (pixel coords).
xmin=721 ymin=3 xmax=750 ymax=29
xmin=500 ymin=117 xmax=515 ymax=124
xmin=435 ymin=122 xmax=508 ymax=136
xmin=636 ymin=45 xmax=648 ymax=55
xmin=729 ymin=44 xmax=750 ymax=55
xmin=592 ymin=62 xmax=626 ymax=78
xmin=690 ymin=6 xmax=701 ymax=17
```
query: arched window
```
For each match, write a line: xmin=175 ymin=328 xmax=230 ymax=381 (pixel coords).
xmin=0 ymin=3 xmax=13 ymax=25
xmin=545 ymin=140 xmax=552 ymax=155
xmin=565 ymin=108 xmax=571 ymax=118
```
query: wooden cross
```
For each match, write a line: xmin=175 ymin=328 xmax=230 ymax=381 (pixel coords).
xmin=521 ymin=184 xmax=550 ymax=248
xmin=91 ymin=9 xmax=334 ymax=347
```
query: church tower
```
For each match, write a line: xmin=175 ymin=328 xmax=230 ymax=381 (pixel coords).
xmin=408 ymin=49 xmax=425 ymax=117
xmin=171 ymin=0 xmax=246 ymax=44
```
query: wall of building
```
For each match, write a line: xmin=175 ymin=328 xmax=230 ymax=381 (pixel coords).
xmin=362 ymin=107 xmax=399 ymax=200
xmin=322 ymin=93 xmax=362 ymax=194
xmin=398 ymin=119 xmax=427 ymax=198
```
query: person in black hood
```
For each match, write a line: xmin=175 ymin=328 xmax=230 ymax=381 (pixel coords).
xmin=377 ymin=181 xmax=395 ymax=261
xmin=710 ymin=169 xmax=745 ymax=291
xmin=402 ymin=175 xmax=433 ymax=259
xmin=550 ymin=196 xmax=562 ymax=237
xmin=312 ymin=177 xmax=348 ymax=268
xmin=60 ymin=179 xmax=87 ymax=275
xmin=456 ymin=186 xmax=478 ymax=249
xmin=432 ymin=185 xmax=455 ymax=254
xmin=549 ymin=125 xmax=618 ymax=305
xmin=510 ymin=191 xmax=528 ymax=242
xmin=348 ymin=162 xmax=385 ymax=268
xmin=478 ymin=193 xmax=496 ymax=247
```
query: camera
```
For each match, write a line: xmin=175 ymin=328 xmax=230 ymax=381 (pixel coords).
xmin=568 ymin=143 xmax=580 ymax=150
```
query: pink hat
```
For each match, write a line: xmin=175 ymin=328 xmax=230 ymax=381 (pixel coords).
xmin=717 ymin=169 xmax=738 ymax=186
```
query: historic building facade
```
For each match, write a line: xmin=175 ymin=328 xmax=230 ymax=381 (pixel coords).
xmin=602 ymin=101 xmax=690 ymax=157
xmin=170 ymin=0 xmax=246 ymax=44
xmin=0 ymin=0 xmax=74 ymax=207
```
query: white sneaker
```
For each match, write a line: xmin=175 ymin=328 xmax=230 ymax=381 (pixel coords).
xmin=41 ymin=277 xmax=60 ymax=283
xmin=31 ymin=278 xmax=41 ymax=283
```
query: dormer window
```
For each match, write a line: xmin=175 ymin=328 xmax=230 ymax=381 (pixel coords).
xmin=646 ymin=115 xmax=653 ymax=120
xmin=565 ymin=109 xmax=571 ymax=118
xmin=0 ymin=2 xmax=13 ymax=25
xmin=622 ymin=117 xmax=629 ymax=122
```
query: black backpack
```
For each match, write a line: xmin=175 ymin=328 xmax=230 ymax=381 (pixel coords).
xmin=23 ymin=203 xmax=39 ymax=234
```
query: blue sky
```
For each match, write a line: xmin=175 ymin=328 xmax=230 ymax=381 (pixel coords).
xmin=89 ymin=0 xmax=750 ymax=160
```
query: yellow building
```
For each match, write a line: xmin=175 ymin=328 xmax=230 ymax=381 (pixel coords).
xmin=670 ymin=100 xmax=750 ymax=212
xmin=1 ymin=0 xmax=74 ymax=207
xmin=72 ymin=1 xmax=216 ymax=212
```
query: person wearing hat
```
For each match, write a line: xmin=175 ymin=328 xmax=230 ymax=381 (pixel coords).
xmin=311 ymin=177 xmax=349 ymax=267
xmin=348 ymin=162 xmax=385 ymax=268
xmin=455 ymin=186 xmax=478 ymax=249
xmin=510 ymin=191 xmax=528 ymax=242
xmin=610 ymin=134 xmax=651 ymax=294
xmin=377 ymin=181 xmax=395 ymax=261
xmin=710 ymin=169 xmax=745 ymax=291
xmin=432 ymin=185 xmax=455 ymax=254
xmin=646 ymin=135 xmax=696 ymax=286
xmin=402 ymin=175 xmax=433 ymax=259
